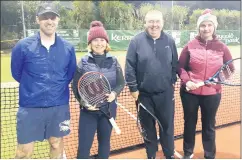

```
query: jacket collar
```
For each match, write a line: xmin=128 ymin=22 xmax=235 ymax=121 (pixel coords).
xmin=27 ymin=32 xmax=59 ymax=53
xmin=87 ymin=52 xmax=112 ymax=58
xmin=145 ymin=30 xmax=165 ymax=40
xmin=36 ymin=31 xmax=58 ymax=45
xmin=195 ymin=35 xmax=218 ymax=44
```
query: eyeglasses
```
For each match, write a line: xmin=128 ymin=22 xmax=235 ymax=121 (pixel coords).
xmin=147 ymin=20 xmax=162 ymax=25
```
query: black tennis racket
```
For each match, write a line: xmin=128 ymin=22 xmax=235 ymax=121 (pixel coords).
xmin=77 ymin=71 xmax=121 ymax=134
xmin=136 ymin=101 xmax=163 ymax=143
xmin=186 ymin=58 xmax=241 ymax=91
xmin=136 ymin=101 xmax=182 ymax=158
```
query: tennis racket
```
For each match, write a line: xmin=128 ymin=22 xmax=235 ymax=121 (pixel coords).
xmin=77 ymin=71 xmax=121 ymax=134
xmin=136 ymin=101 xmax=182 ymax=158
xmin=104 ymin=95 xmax=183 ymax=158
xmin=186 ymin=58 xmax=241 ymax=91
xmin=136 ymin=101 xmax=163 ymax=143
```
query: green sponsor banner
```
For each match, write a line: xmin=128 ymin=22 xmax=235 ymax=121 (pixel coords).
xmin=107 ymin=30 xmax=184 ymax=49
xmin=79 ymin=29 xmax=142 ymax=51
xmin=27 ymin=29 xmax=240 ymax=51
xmin=216 ymin=30 xmax=240 ymax=45
xmin=189 ymin=30 xmax=240 ymax=46
xmin=169 ymin=30 xmax=240 ymax=47
xmin=108 ymin=30 xmax=142 ymax=50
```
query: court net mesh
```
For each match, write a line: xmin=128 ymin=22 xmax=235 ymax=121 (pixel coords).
xmin=1 ymin=78 xmax=240 ymax=158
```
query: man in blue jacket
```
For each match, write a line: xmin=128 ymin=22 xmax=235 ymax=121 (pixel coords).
xmin=11 ymin=2 xmax=76 ymax=158
xmin=125 ymin=10 xmax=178 ymax=159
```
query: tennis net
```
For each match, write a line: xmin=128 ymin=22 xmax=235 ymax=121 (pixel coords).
xmin=1 ymin=79 xmax=240 ymax=159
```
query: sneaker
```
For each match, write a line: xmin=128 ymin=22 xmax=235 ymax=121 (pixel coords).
xmin=148 ymin=156 xmax=156 ymax=159
xmin=204 ymin=155 xmax=215 ymax=159
xmin=183 ymin=154 xmax=194 ymax=159
xmin=165 ymin=155 xmax=175 ymax=159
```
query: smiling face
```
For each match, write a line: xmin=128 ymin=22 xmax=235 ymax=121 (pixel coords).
xmin=199 ymin=20 xmax=215 ymax=40
xmin=36 ymin=12 xmax=59 ymax=37
xmin=90 ymin=38 xmax=107 ymax=55
xmin=144 ymin=11 xmax=164 ymax=39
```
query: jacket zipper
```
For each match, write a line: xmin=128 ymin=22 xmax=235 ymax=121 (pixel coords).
xmin=96 ymin=64 xmax=101 ymax=72
xmin=53 ymin=49 xmax=55 ymax=106
xmin=201 ymin=41 xmax=208 ymax=94
xmin=94 ymin=58 xmax=102 ymax=72
xmin=154 ymin=40 xmax=156 ymax=54
xmin=45 ymin=46 xmax=50 ymax=106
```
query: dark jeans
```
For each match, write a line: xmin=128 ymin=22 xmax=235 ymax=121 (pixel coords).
xmin=180 ymin=90 xmax=221 ymax=159
xmin=77 ymin=105 xmax=117 ymax=159
xmin=138 ymin=86 xmax=175 ymax=158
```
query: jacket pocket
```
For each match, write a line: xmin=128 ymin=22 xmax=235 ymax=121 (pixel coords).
xmin=165 ymin=45 xmax=173 ymax=64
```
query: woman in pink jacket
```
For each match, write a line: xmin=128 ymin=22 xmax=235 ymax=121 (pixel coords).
xmin=178 ymin=9 xmax=233 ymax=159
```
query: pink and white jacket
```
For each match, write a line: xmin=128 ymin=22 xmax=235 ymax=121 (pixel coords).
xmin=178 ymin=35 xmax=233 ymax=95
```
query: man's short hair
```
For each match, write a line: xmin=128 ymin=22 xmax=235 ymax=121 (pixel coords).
xmin=145 ymin=10 xmax=163 ymax=22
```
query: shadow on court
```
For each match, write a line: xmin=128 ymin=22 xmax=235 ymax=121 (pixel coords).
xmin=110 ymin=124 xmax=240 ymax=159
xmin=194 ymin=152 xmax=239 ymax=159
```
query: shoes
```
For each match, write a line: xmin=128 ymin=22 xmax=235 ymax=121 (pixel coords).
xmin=148 ymin=156 xmax=156 ymax=159
xmin=204 ymin=155 xmax=215 ymax=159
xmin=183 ymin=153 xmax=194 ymax=159
xmin=165 ymin=155 xmax=175 ymax=159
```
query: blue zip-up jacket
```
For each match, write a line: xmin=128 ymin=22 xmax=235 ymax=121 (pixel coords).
xmin=11 ymin=32 xmax=76 ymax=108
xmin=125 ymin=31 xmax=178 ymax=94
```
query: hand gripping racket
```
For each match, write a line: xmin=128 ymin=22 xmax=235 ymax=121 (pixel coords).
xmin=186 ymin=58 xmax=241 ymax=91
xmin=77 ymin=71 xmax=121 ymax=134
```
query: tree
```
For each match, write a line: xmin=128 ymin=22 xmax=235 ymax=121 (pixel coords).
xmin=213 ymin=9 xmax=240 ymax=30
xmin=136 ymin=3 xmax=168 ymax=30
xmin=23 ymin=1 xmax=42 ymax=29
xmin=55 ymin=1 xmax=76 ymax=29
xmin=71 ymin=1 xmax=95 ymax=30
xmin=169 ymin=5 xmax=189 ymax=30
xmin=187 ymin=8 xmax=240 ymax=30
xmin=134 ymin=3 xmax=189 ymax=30
xmin=99 ymin=1 xmax=136 ymax=30
xmin=1 ymin=1 xmax=22 ymax=40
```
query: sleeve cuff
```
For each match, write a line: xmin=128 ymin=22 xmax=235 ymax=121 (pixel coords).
xmin=172 ymin=77 xmax=177 ymax=84
xmin=129 ymin=86 xmax=138 ymax=92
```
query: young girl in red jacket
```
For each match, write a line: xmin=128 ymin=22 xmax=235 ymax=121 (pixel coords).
xmin=178 ymin=9 xmax=234 ymax=159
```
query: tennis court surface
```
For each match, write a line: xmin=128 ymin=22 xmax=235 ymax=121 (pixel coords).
xmin=110 ymin=124 xmax=240 ymax=159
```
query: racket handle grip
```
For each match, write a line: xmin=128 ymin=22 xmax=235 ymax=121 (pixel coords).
xmin=109 ymin=117 xmax=121 ymax=134
xmin=186 ymin=82 xmax=205 ymax=91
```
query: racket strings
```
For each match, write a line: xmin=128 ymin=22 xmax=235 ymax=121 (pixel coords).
xmin=220 ymin=64 xmax=240 ymax=85
xmin=137 ymin=105 xmax=160 ymax=143
xmin=137 ymin=113 xmax=149 ymax=141
xmin=78 ymin=73 xmax=110 ymax=107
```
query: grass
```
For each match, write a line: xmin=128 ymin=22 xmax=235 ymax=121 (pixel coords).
xmin=0 ymin=87 xmax=50 ymax=158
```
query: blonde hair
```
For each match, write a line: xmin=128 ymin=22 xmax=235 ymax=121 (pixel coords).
xmin=145 ymin=10 xmax=163 ymax=21
xmin=87 ymin=43 xmax=111 ymax=53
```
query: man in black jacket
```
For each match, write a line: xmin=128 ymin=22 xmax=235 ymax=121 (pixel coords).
xmin=125 ymin=10 xmax=178 ymax=159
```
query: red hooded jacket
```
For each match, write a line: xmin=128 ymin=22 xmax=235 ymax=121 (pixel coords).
xmin=178 ymin=35 xmax=233 ymax=95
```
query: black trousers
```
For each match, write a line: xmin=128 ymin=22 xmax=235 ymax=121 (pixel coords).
xmin=180 ymin=90 xmax=221 ymax=159
xmin=77 ymin=103 xmax=117 ymax=159
xmin=138 ymin=86 xmax=175 ymax=158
